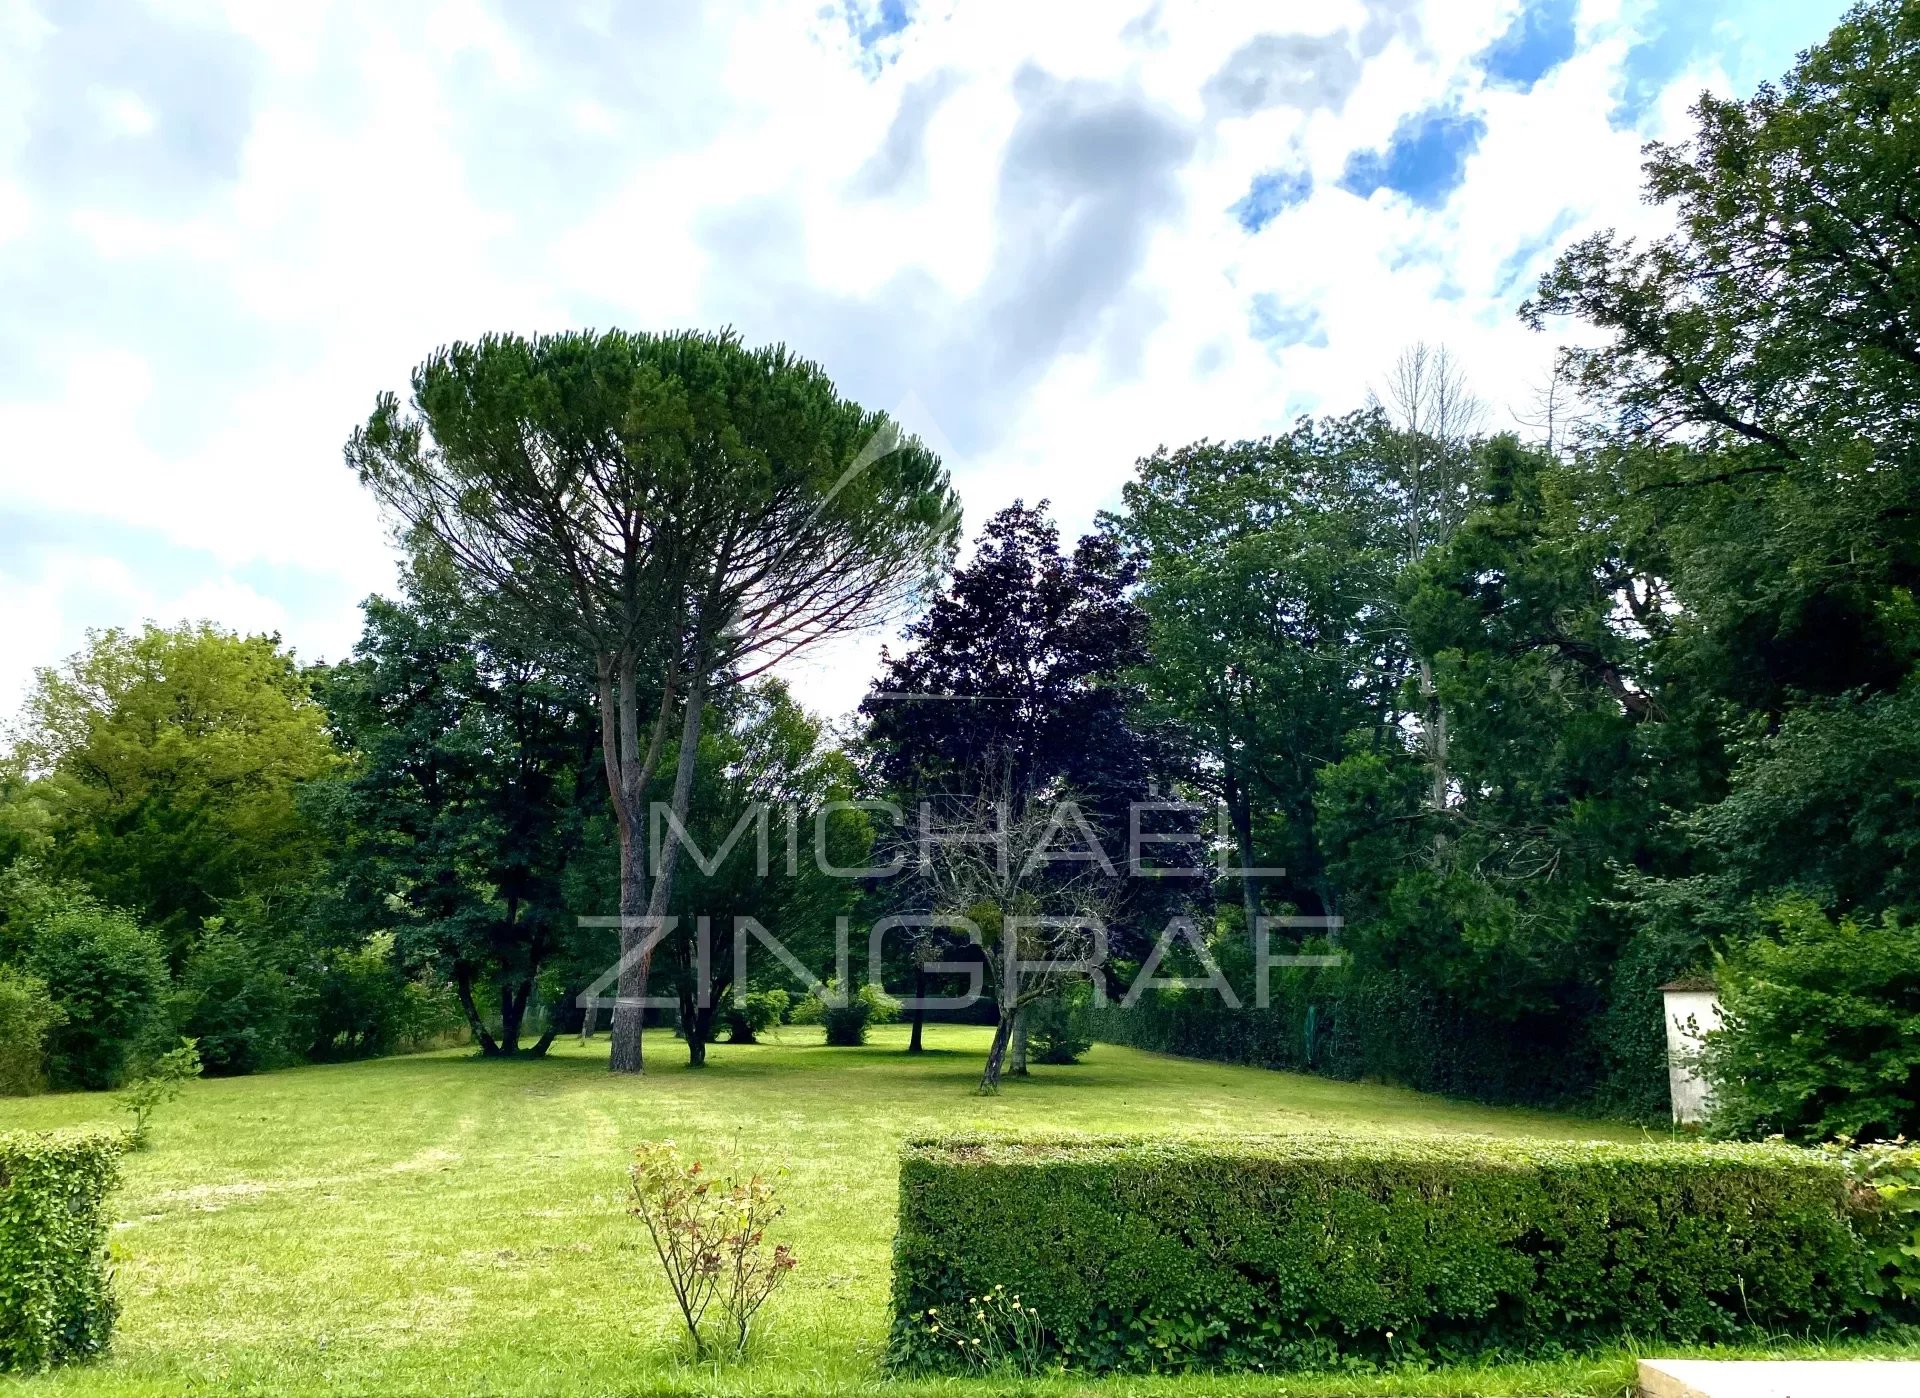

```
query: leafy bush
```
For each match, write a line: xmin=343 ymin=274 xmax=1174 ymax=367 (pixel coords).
xmin=174 ymin=928 xmax=291 ymax=1076
xmin=1026 ymin=986 xmax=1093 ymax=1065
xmin=0 ymin=1127 xmax=125 ymax=1372
xmin=792 ymin=980 xmax=899 ymax=1045
xmin=26 ymin=904 xmax=171 ymax=1090
xmin=0 ymin=969 xmax=62 ymax=1096
xmin=116 ymin=1039 xmax=202 ymax=1150
xmin=889 ymin=1133 xmax=1884 ymax=1374
xmin=627 ymin=1140 xmax=797 ymax=1356
xmin=1704 ymin=897 xmax=1920 ymax=1143
xmin=291 ymin=934 xmax=464 ymax=1061
xmin=724 ymin=989 xmax=789 ymax=1044
xmin=1824 ymin=1136 xmax=1920 ymax=1308
xmin=825 ymin=982 xmax=899 ymax=1047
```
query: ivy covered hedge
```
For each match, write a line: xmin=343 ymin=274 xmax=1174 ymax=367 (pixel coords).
xmin=889 ymin=1133 xmax=1886 ymax=1374
xmin=0 ymin=1127 xmax=125 ymax=1372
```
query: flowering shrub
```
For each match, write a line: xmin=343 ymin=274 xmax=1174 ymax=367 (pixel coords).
xmin=627 ymin=1140 xmax=797 ymax=1356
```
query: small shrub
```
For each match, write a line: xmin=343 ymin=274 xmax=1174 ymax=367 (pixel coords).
xmin=0 ymin=968 xmax=62 ymax=1096
xmin=724 ymin=989 xmax=789 ymax=1044
xmin=1704 ymin=896 xmax=1920 ymax=1143
xmin=116 ymin=1039 xmax=202 ymax=1150
xmin=889 ymin=1132 xmax=1882 ymax=1375
xmin=0 ymin=1127 xmax=125 ymax=1372
xmin=713 ymin=1163 xmax=798 ymax=1353
xmin=1026 ymin=986 xmax=1093 ymax=1065
xmin=627 ymin=1140 xmax=797 ymax=1357
xmin=820 ymin=981 xmax=900 ymax=1047
xmin=26 ymin=904 xmax=171 ymax=1090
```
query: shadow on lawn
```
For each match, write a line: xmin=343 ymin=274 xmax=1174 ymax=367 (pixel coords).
xmin=393 ymin=1037 xmax=989 ymax=1081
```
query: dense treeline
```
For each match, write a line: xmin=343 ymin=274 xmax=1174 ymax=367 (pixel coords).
xmin=0 ymin=589 xmax=868 ymax=1086
xmin=864 ymin=0 xmax=1920 ymax=1130
xmin=3 ymin=1 xmax=1917 ymax=1137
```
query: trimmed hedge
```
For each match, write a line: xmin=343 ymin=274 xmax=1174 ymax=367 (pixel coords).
xmin=1086 ymin=968 xmax=1616 ymax=1112
xmin=889 ymin=1133 xmax=1882 ymax=1374
xmin=0 ymin=1128 xmax=125 ymax=1372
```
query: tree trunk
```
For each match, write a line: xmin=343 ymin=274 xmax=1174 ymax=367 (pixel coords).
xmin=978 ymin=1011 xmax=1015 ymax=1094
xmin=611 ymin=636 xmax=713 ymax=1073
xmin=606 ymin=649 xmax=677 ymax=1075
xmin=1222 ymin=750 xmax=1261 ymax=941
xmin=688 ymin=1004 xmax=714 ymax=1067
xmin=677 ymin=966 xmax=723 ymax=1068
xmin=1008 ymin=1004 xmax=1029 ymax=1076
xmin=499 ymin=980 xmax=525 ymax=1056
xmin=455 ymin=967 xmax=502 ymax=1056
xmin=1419 ymin=655 xmax=1450 ymax=820
xmin=907 ymin=965 xmax=926 ymax=1053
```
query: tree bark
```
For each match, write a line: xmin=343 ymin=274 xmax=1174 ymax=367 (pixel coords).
xmin=499 ymin=980 xmax=525 ymax=1056
xmin=975 ymin=1013 xmax=1021 ymax=1098
xmin=1419 ymin=655 xmax=1449 ymax=815
xmin=454 ymin=967 xmax=502 ymax=1057
xmin=978 ymin=1011 xmax=1015 ymax=1094
xmin=1008 ymin=1003 xmax=1029 ymax=1076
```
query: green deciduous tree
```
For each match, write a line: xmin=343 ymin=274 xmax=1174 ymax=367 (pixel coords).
xmin=316 ymin=567 xmax=597 ymax=1057
xmin=1108 ymin=417 xmax=1401 ymax=929
xmin=10 ymin=624 xmax=340 ymax=961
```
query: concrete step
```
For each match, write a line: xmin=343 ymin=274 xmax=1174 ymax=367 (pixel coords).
xmin=1638 ymin=1358 xmax=1920 ymax=1398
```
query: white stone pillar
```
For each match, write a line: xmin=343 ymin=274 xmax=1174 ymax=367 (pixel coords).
xmin=1659 ymin=979 xmax=1721 ymax=1126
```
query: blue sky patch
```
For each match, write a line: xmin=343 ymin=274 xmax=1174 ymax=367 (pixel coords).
xmin=1482 ymin=0 xmax=1577 ymax=91
xmin=1614 ymin=0 xmax=1850 ymax=129
xmin=1337 ymin=104 xmax=1486 ymax=210
xmin=1493 ymin=209 xmax=1579 ymax=299
xmin=1249 ymin=294 xmax=1328 ymax=348
xmin=1230 ymin=168 xmax=1312 ymax=234
xmin=844 ymin=0 xmax=911 ymax=50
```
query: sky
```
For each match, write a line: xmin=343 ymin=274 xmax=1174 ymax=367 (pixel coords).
xmin=0 ymin=0 xmax=1851 ymax=724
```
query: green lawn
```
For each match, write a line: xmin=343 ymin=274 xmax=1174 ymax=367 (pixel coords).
xmin=0 ymin=1025 xmax=1908 ymax=1397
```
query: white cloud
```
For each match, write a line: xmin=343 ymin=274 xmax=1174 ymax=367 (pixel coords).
xmin=0 ymin=0 xmax=1843 ymax=725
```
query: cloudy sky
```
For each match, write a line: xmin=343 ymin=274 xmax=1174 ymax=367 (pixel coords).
xmin=0 ymin=0 xmax=1847 ymax=721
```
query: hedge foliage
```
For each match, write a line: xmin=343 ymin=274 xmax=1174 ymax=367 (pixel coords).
xmin=1085 ymin=966 xmax=1625 ymax=1114
xmin=0 ymin=1127 xmax=124 ymax=1372
xmin=889 ymin=1133 xmax=1889 ymax=1374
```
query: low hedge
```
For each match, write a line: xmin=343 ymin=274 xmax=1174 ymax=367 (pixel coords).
xmin=889 ymin=1133 xmax=1883 ymax=1374
xmin=0 ymin=1127 xmax=125 ymax=1372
